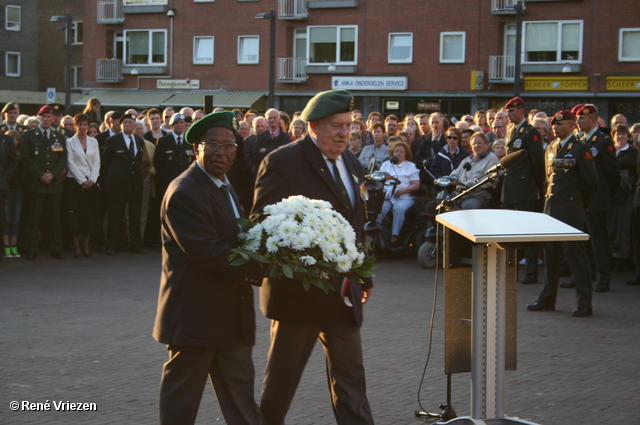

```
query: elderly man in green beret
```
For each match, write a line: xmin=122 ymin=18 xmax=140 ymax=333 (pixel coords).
xmin=1 ymin=102 xmax=29 ymax=134
xmin=253 ymin=90 xmax=375 ymax=425
xmin=153 ymin=110 xmax=263 ymax=425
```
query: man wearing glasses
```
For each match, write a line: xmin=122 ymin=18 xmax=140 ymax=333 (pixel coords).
xmin=153 ymin=110 xmax=263 ymax=425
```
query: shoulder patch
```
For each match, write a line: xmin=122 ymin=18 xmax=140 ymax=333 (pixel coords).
xmin=607 ymin=145 xmax=615 ymax=152
xmin=532 ymin=135 xmax=539 ymax=142
xmin=584 ymin=151 xmax=592 ymax=160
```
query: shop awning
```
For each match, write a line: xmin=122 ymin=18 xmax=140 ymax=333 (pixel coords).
xmin=162 ymin=91 xmax=266 ymax=108
xmin=74 ymin=91 xmax=174 ymax=107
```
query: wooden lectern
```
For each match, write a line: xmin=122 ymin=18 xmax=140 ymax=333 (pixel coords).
xmin=435 ymin=209 xmax=589 ymax=425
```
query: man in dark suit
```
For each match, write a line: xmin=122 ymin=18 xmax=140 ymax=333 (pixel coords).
xmin=153 ymin=110 xmax=263 ymax=425
xmin=95 ymin=110 xmax=124 ymax=153
xmin=527 ymin=110 xmax=598 ymax=317
xmin=50 ymin=105 xmax=74 ymax=138
xmin=415 ymin=112 xmax=447 ymax=185
xmin=154 ymin=113 xmax=192 ymax=200
xmin=100 ymin=113 xmax=148 ymax=255
xmin=249 ymin=108 xmax=291 ymax=177
xmin=575 ymin=104 xmax=620 ymax=293
xmin=501 ymin=97 xmax=545 ymax=284
xmin=253 ymin=89 xmax=375 ymax=425
xmin=19 ymin=105 xmax=68 ymax=259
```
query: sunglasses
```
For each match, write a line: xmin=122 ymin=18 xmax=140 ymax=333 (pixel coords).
xmin=465 ymin=118 xmax=474 ymax=122
xmin=447 ymin=136 xmax=459 ymax=140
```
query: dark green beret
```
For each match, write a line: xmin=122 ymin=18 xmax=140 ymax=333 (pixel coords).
xmin=2 ymin=102 xmax=19 ymax=113
xmin=300 ymin=89 xmax=354 ymax=122
xmin=184 ymin=110 xmax=239 ymax=145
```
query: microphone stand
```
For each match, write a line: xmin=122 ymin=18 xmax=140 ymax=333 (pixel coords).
xmin=436 ymin=172 xmax=500 ymax=213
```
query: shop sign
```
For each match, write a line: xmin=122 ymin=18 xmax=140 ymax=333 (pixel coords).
xmin=417 ymin=102 xmax=440 ymax=111
xmin=332 ymin=76 xmax=408 ymax=91
xmin=523 ymin=77 xmax=588 ymax=91
xmin=606 ymin=77 xmax=640 ymax=91
xmin=157 ymin=79 xmax=200 ymax=89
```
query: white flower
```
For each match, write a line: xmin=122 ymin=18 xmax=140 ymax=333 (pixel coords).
xmin=300 ymin=255 xmax=317 ymax=266
xmin=266 ymin=235 xmax=280 ymax=253
xmin=321 ymin=242 xmax=343 ymax=262
xmin=335 ymin=254 xmax=353 ymax=273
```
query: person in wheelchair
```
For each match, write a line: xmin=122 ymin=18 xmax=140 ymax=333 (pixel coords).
xmin=378 ymin=139 xmax=421 ymax=246
xmin=449 ymin=132 xmax=500 ymax=210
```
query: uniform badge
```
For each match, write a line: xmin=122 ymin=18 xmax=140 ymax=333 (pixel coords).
xmin=513 ymin=139 xmax=522 ymax=149
xmin=51 ymin=141 xmax=63 ymax=152
xmin=519 ymin=127 xmax=524 ymax=134
xmin=591 ymin=136 xmax=597 ymax=142
xmin=591 ymin=146 xmax=598 ymax=157
xmin=186 ymin=149 xmax=194 ymax=157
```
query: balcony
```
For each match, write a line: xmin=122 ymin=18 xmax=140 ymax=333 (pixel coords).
xmin=489 ymin=55 xmax=515 ymax=83
xmin=97 ymin=59 xmax=124 ymax=83
xmin=278 ymin=57 xmax=307 ymax=83
xmin=491 ymin=0 xmax=517 ymax=14
xmin=97 ymin=0 xmax=125 ymax=24
xmin=278 ymin=0 xmax=308 ymax=19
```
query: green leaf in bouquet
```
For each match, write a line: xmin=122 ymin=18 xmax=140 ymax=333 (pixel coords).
xmin=309 ymin=276 xmax=327 ymax=292
xmin=245 ymin=250 xmax=265 ymax=263
xmin=292 ymin=264 xmax=308 ymax=274
xmin=357 ymin=269 xmax=375 ymax=278
xmin=268 ymin=265 xmax=278 ymax=278
xmin=282 ymin=264 xmax=294 ymax=279
xmin=230 ymin=256 xmax=249 ymax=266
xmin=301 ymin=275 xmax=311 ymax=291
xmin=236 ymin=217 xmax=256 ymax=231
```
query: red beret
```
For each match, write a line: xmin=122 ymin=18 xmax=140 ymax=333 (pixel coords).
xmin=37 ymin=105 xmax=54 ymax=115
xmin=505 ymin=97 xmax=524 ymax=109
xmin=570 ymin=104 xmax=585 ymax=114
xmin=576 ymin=105 xmax=598 ymax=116
xmin=551 ymin=110 xmax=575 ymax=125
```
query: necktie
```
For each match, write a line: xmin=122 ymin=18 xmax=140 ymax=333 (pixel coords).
xmin=129 ymin=136 xmax=135 ymax=157
xmin=176 ymin=136 xmax=181 ymax=146
xmin=328 ymin=158 xmax=353 ymax=221
xmin=220 ymin=184 xmax=236 ymax=216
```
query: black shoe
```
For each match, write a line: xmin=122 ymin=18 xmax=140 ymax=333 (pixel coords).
xmin=25 ymin=253 xmax=37 ymax=260
xmin=105 ymin=248 xmax=116 ymax=256
xmin=129 ymin=246 xmax=149 ymax=254
xmin=560 ymin=279 xmax=576 ymax=289
xmin=594 ymin=283 xmax=610 ymax=292
xmin=625 ymin=278 xmax=640 ymax=286
xmin=50 ymin=251 xmax=66 ymax=259
xmin=520 ymin=275 xmax=538 ymax=284
xmin=526 ymin=301 xmax=555 ymax=311
xmin=572 ymin=307 xmax=593 ymax=317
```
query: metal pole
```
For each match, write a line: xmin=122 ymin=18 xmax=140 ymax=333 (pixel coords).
xmin=65 ymin=13 xmax=73 ymax=115
xmin=268 ymin=9 xmax=276 ymax=109
xmin=513 ymin=1 xmax=524 ymax=97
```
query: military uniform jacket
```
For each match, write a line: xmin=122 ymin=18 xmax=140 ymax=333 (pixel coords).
xmin=543 ymin=135 xmax=598 ymax=229
xmin=0 ymin=123 xmax=29 ymax=134
xmin=19 ymin=128 xmax=67 ymax=195
xmin=154 ymin=133 xmax=194 ymax=195
xmin=582 ymin=128 xmax=620 ymax=212
xmin=502 ymin=120 xmax=545 ymax=204
xmin=101 ymin=132 xmax=144 ymax=193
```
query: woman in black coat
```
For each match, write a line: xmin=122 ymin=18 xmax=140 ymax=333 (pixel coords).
xmin=429 ymin=127 xmax=470 ymax=180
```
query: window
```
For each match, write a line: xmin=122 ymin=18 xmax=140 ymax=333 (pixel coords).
xmin=123 ymin=0 xmax=167 ymax=5
xmin=193 ymin=36 xmax=214 ymax=64
xmin=523 ymin=20 xmax=582 ymax=63
xmin=5 ymin=5 xmax=21 ymax=31
xmin=388 ymin=33 xmax=413 ymax=63
xmin=124 ymin=30 xmax=167 ymax=66
xmin=71 ymin=66 xmax=83 ymax=88
xmin=619 ymin=28 xmax=640 ymax=62
xmin=238 ymin=36 xmax=259 ymax=64
xmin=440 ymin=32 xmax=465 ymax=63
xmin=5 ymin=52 xmax=20 ymax=77
xmin=308 ymin=26 xmax=357 ymax=65
xmin=72 ymin=21 xmax=83 ymax=45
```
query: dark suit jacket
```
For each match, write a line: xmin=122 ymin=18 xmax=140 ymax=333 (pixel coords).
xmin=583 ymin=128 xmax=620 ymax=212
xmin=101 ymin=132 xmax=144 ymax=193
xmin=95 ymin=129 xmax=115 ymax=153
xmin=543 ymin=136 xmax=598 ymax=229
xmin=153 ymin=162 xmax=262 ymax=347
xmin=252 ymin=136 xmax=373 ymax=328
xmin=154 ymin=133 xmax=193 ymax=195
xmin=502 ymin=121 xmax=545 ymax=204
xmin=19 ymin=128 xmax=67 ymax=195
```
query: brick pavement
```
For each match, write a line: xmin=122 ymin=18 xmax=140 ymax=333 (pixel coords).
xmin=1 ymin=250 xmax=639 ymax=424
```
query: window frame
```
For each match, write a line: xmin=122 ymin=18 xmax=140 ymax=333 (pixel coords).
xmin=237 ymin=35 xmax=260 ymax=64
xmin=522 ymin=20 xmax=583 ymax=64
xmin=619 ymin=28 xmax=640 ymax=62
xmin=71 ymin=66 xmax=83 ymax=88
xmin=193 ymin=36 xmax=214 ymax=65
xmin=5 ymin=5 xmax=21 ymax=31
xmin=122 ymin=0 xmax=168 ymax=5
xmin=307 ymin=25 xmax=358 ymax=66
xmin=71 ymin=21 xmax=83 ymax=45
xmin=123 ymin=29 xmax=167 ymax=66
xmin=388 ymin=32 xmax=413 ymax=64
xmin=5 ymin=51 xmax=21 ymax=77
xmin=439 ymin=31 xmax=466 ymax=64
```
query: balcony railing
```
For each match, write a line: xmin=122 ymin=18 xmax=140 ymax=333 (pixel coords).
xmin=491 ymin=0 xmax=517 ymax=13
xmin=97 ymin=59 xmax=124 ymax=83
xmin=278 ymin=57 xmax=307 ymax=82
xmin=278 ymin=0 xmax=308 ymax=19
xmin=489 ymin=55 xmax=515 ymax=83
xmin=97 ymin=0 xmax=124 ymax=24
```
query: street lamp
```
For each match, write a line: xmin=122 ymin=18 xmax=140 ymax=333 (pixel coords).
xmin=51 ymin=13 xmax=73 ymax=114
xmin=255 ymin=10 xmax=276 ymax=109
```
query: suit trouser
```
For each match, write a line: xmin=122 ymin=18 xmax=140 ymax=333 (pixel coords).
xmin=106 ymin=191 xmax=143 ymax=249
xmin=586 ymin=210 xmax=611 ymax=285
xmin=503 ymin=202 xmax=540 ymax=278
xmin=261 ymin=319 xmax=374 ymax=425
xmin=539 ymin=240 xmax=593 ymax=309
xmin=23 ymin=192 xmax=62 ymax=254
xmin=159 ymin=344 xmax=261 ymax=425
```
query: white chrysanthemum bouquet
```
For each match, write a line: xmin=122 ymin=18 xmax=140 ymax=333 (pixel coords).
xmin=229 ymin=195 xmax=375 ymax=293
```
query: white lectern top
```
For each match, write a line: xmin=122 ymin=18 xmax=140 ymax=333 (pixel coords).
xmin=436 ymin=209 xmax=589 ymax=243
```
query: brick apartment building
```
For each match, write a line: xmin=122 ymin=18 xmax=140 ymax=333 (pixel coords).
xmin=4 ymin=0 xmax=640 ymax=121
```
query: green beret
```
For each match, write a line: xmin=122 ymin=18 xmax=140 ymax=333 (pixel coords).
xmin=2 ymin=102 xmax=19 ymax=113
xmin=300 ymin=89 xmax=354 ymax=122
xmin=184 ymin=110 xmax=239 ymax=145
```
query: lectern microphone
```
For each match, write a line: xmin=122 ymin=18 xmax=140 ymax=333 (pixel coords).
xmin=475 ymin=149 xmax=529 ymax=181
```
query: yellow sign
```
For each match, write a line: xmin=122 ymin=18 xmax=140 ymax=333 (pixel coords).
xmin=606 ymin=77 xmax=640 ymax=91
xmin=524 ymin=77 xmax=588 ymax=91
xmin=470 ymin=70 xmax=484 ymax=91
